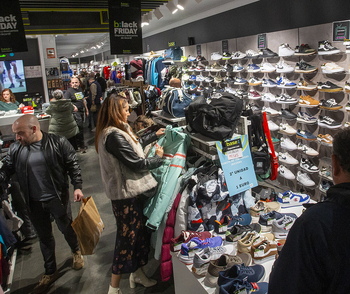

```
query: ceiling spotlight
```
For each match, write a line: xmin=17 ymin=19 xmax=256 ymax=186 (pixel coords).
xmin=154 ymin=8 xmax=163 ymax=20
xmin=166 ymin=1 xmax=178 ymax=14
xmin=177 ymin=0 xmax=187 ymax=10
xmin=141 ymin=15 xmax=149 ymax=27
xmin=80 ymin=50 xmax=84 ymax=53
xmin=148 ymin=12 xmax=153 ymax=21
xmin=96 ymin=45 xmax=101 ymax=48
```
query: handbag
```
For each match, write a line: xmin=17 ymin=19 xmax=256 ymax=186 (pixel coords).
xmin=90 ymin=104 xmax=97 ymax=112
xmin=161 ymin=88 xmax=192 ymax=117
xmin=71 ymin=196 xmax=104 ymax=255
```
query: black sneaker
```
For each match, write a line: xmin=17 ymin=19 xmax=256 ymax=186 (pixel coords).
xmin=319 ymin=98 xmax=342 ymax=110
xmin=281 ymin=109 xmax=297 ymax=120
xmin=318 ymin=40 xmax=341 ymax=55
xmin=259 ymin=48 xmax=278 ymax=58
xmin=318 ymin=115 xmax=342 ymax=129
xmin=223 ymin=63 xmax=233 ymax=72
xmin=300 ymin=158 xmax=319 ymax=173
xmin=294 ymin=44 xmax=316 ymax=55
xmin=196 ymin=55 xmax=206 ymax=62
xmin=15 ymin=74 xmax=21 ymax=79
xmin=317 ymin=81 xmax=343 ymax=92
xmin=235 ymin=89 xmax=248 ymax=99
xmin=9 ymin=83 xmax=15 ymax=88
xmin=224 ymin=76 xmax=234 ymax=84
xmin=295 ymin=61 xmax=318 ymax=73
xmin=222 ymin=52 xmax=232 ymax=60
xmin=249 ymin=103 xmax=262 ymax=114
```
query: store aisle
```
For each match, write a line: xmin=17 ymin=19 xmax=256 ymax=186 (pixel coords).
xmin=10 ymin=130 xmax=175 ymax=294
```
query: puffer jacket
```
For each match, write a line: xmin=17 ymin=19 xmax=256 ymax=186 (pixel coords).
xmin=46 ymin=99 xmax=79 ymax=139
xmin=0 ymin=132 xmax=83 ymax=207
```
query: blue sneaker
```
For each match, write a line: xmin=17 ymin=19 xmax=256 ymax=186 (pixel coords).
xmin=232 ymin=64 xmax=244 ymax=72
xmin=217 ymin=263 xmax=265 ymax=288
xmin=247 ymin=63 xmax=261 ymax=72
xmin=183 ymin=82 xmax=190 ymax=90
xmin=278 ymin=190 xmax=310 ymax=207
xmin=296 ymin=129 xmax=317 ymax=141
xmin=220 ymin=278 xmax=269 ymax=294
xmin=259 ymin=211 xmax=297 ymax=231
xmin=190 ymin=83 xmax=198 ymax=91
xmin=234 ymin=77 xmax=247 ymax=85
xmin=189 ymin=75 xmax=197 ymax=81
xmin=262 ymin=78 xmax=277 ymax=87
xmin=277 ymin=76 xmax=296 ymax=88
xmin=228 ymin=214 xmax=252 ymax=228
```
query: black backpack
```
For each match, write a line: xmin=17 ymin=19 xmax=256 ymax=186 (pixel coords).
xmin=185 ymin=93 xmax=244 ymax=141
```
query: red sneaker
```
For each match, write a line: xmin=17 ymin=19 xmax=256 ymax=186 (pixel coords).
xmin=170 ymin=230 xmax=211 ymax=252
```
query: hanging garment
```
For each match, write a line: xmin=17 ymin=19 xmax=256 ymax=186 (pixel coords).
xmin=143 ymin=126 xmax=191 ymax=230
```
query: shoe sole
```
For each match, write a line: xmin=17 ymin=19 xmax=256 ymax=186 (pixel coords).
xmin=279 ymin=130 xmax=297 ymax=135
xmin=317 ymin=139 xmax=332 ymax=146
xmin=276 ymin=100 xmax=298 ymax=104
xmin=319 ymin=106 xmax=342 ymax=110
xmin=297 ymin=86 xmax=318 ymax=90
xmin=296 ymin=134 xmax=317 ymax=141
xmin=276 ymin=69 xmax=294 ymax=73
xmin=318 ymin=50 xmax=341 ymax=55
xmin=318 ymin=88 xmax=343 ymax=92
xmin=294 ymin=69 xmax=318 ymax=73
xmin=297 ymin=118 xmax=317 ymax=124
xmin=249 ymin=82 xmax=262 ymax=86
xmin=262 ymin=99 xmax=276 ymax=102
xmin=318 ymin=123 xmax=342 ymax=129
xmin=247 ymin=70 xmax=261 ymax=73
xmin=262 ymin=84 xmax=277 ymax=88
xmin=322 ymin=69 xmax=344 ymax=74
xmin=298 ymin=103 xmax=319 ymax=108
xmin=261 ymin=69 xmax=276 ymax=73
xmin=277 ymin=85 xmax=296 ymax=89
xmin=294 ymin=52 xmax=316 ymax=56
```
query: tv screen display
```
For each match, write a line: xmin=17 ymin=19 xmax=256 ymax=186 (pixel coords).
xmin=0 ymin=60 xmax=27 ymax=93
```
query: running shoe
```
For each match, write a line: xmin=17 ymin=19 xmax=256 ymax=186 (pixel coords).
xmin=318 ymin=40 xmax=341 ymax=55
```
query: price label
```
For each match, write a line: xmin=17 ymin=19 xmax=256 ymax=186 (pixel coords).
xmin=227 ymin=148 xmax=243 ymax=160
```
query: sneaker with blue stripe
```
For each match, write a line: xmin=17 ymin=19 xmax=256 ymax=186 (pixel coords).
xmin=247 ymin=63 xmax=261 ymax=72
xmin=278 ymin=190 xmax=310 ymax=208
xmin=220 ymin=278 xmax=269 ymax=294
xmin=234 ymin=77 xmax=247 ymax=85
xmin=262 ymin=78 xmax=277 ymax=87
xmin=259 ymin=211 xmax=297 ymax=232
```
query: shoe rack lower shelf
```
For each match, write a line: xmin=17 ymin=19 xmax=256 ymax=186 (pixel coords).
xmin=171 ymin=201 xmax=316 ymax=293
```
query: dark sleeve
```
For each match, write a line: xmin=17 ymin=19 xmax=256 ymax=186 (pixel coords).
xmin=0 ymin=144 xmax=16 ymax=184
xmin=59 ymin=136 xmax=83 ymax=190
xmin=64 ymin=89 xmax=71 ymax=100
xmin=105 ymin=132 xmax=163 ymax=172
xmin=138 ymin=132 xmax=158 ymax=148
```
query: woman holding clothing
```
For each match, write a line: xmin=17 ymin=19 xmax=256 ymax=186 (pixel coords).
xmin=95 ymin=93 xmax=164 ymax=294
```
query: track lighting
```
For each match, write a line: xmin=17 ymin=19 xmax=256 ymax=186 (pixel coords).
xmin=177 ymin=0 xmax=187 ymax=10
xmin=141 ymin=15 xmax=149 ymax=27
xmin=166 ymin=1 xmax=178 ymax=14
xmin=147 ymin=12 xmax=153 ymax=21
xmin=154 ymin=8 xmax=163 ymax=20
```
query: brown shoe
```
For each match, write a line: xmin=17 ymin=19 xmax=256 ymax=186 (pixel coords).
xmin=32 ymin=270 xmax=59 ymax=294
xmin=72 ymin=250 xmax=84 ymax=270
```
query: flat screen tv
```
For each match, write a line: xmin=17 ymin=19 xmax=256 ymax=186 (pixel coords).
xmin=0 ymin=60 xmax=27 ymax=93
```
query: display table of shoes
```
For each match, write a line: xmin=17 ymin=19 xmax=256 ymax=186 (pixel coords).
xmin=151 ymin=110 xmax=186 ymax=127
xmin=171 ymin=200 xmax=316 ymax=294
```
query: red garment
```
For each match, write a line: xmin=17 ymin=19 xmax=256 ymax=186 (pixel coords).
xmin=103 ymin=66 xmax=111 ymax=80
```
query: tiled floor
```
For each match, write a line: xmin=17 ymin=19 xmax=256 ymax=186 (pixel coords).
xmin=10 ymin=129 xmax=175 ymax=294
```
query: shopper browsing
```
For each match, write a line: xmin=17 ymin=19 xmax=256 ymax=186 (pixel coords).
xmin=95 ymin=94 xmax=165 ymax=294
xmin=88 ymin=76 xmax=102 ymax=129
xmin=0 ymin=88 xmax=24 ymax=111
xmin=0 ymin=115 xmax=85 ymax=294
xmin=269 ymin=128 xmax=350 ymax=293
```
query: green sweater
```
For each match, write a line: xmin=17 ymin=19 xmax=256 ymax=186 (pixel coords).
xmin=45 ymin=99 xmax=79 ymax=139
xmin=0 ymin=101 xmax=19 ymax=111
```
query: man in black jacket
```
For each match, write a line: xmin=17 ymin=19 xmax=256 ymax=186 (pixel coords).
xmin=0 ymin=115 xmax=84 ymax=294
xmin=269 ymin=128 xmax=350 ymax=294
xmin=88 ymin=77 xmax=102 ymax=129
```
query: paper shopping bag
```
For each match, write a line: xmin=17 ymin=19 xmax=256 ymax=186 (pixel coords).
xmin=71 ymin=196 xmax=104 ymax=255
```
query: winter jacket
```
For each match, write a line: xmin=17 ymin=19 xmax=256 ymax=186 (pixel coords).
xmin=46 ymin=99 xmax=79 ymax=139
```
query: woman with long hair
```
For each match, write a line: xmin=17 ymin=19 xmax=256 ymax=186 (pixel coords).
xmin=0 ymin=88 xmax=24 ymax=111
xmin=95 ymin=93 xmax=165 ymax=294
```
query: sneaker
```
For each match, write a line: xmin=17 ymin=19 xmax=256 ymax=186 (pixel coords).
xmin=319 ymin=98 xmax=342 ymax=110
xmin=263 ymin=106 xmax=280 ymax=116
xmin=248 ymin=77 xmax=262 ymax=86
xmin=197 ymin=86 xmax=204 ymax=92
xmin=296 ymin=129 xmax=317 ymax=141
xmin=180 ymin=56 xmax=187 ymax=62
xmin=345 ymin=81 xmax=350 ymax=93
xmin=222 ymin=52 xmax=232 ymax=60
xmin=295 ymin=61 xmax=318 ymax=73
xmin=225 ymin=224 xmax=261 ymax=243
xmin=234 ymin=77 xmax=247 ymax=85
xmin=275 ymin=61 xmax=294 ymax=73
xmin=300 ymin=157 xmax=319 ymax=173
xmin=196 ymin=55 xmax=206 ymax=62
xmin=237 ymin=232 xmax=275 ymax=254
xmin=183 ymin=82 xmax=191 ymax=90
xmin=278 ymin=165 xmax=295 ymax=180
xmin=72 ymin=251 xmax=84 ymax=270
xmin=9 ymin=83 xmax=15 ymax=88
xmin=297 ymin=111 xmax=317 ymax=124
xmin=247 ymin=64 xmax=261 ymax=73
xmin=190 ymin=84 xmax=198 ymax=92
xmin=281 ymin=108 xmax=297 ymax=119
xmin=205 ymin=76 xmax=214 ymax=83
xmin=189 ymin=74 xmax=196 ymax=81
xmin=248 ymin=90 xmax=261 ymax=100
xmin=297 ymin=78 xmax=318 ymax=90
xmin=268 ymin=120 xmax=279 ymax=131
xmin=188 ymin=55 xmax=197 ymax=62
xmin=235 ymin=89 xmax=248 ymax=99
xmin=171 ymin=231 xmax=211 ymax=252
xmin=211 ymin=52 xmax=223 ymax=60
xmin=299 ymin=95 xmax=319 ymax=107
xmin=210 ymin=62 xmax=223 ymax=72
xmin=345 ymin=122 xmax=350 ymax=128
xmin=294 ymin=44 xmax=316 ymax=55
xmin=32 ymin=271 xmax=59 ymax=294
xmin=182 ymin=65 xmax=189 ymax=72
xmin=196 ymin=75 xmax=205 ymax=82
xmin=228 ymin=214 xmax=252 ymax=228
xmin=214 ymin=75 xmax=223 ymax=83
xmin=232 ymin=63 xmax=244 ymax=72
xmin=249 ymin=201 xmax=281 ymax=218
xmin=262 ymin=92 xmax=276 ymax=102
xmin=278 ymin=152 xmax=298 ymax=165
xmin=250 ymin=239 xmax=278 ymax=262
xmin=318 ymin=40 xmax=341 ymax=55
xmin=188 ymin=65 xmax=197 ymax=71
xmin=279 ymin=43 xmax=295 ymax=57
xmin=346 ymin=102 xmax=350 ymax=112
xmin=224 ymin=76 xmax=234 ymax=84
xmin=319 ymin=166 xmax=333 ymax=181
xmin=317 ymin=134 xmax=333 ymax=146
xmin=204 ymin=254 xmax=244 ymax=286
xmin=182 ymin=74 xmax=190 ymax=81
xmin=275 ymin=93 xmax=298 ymax=104
xmin=297 ymin=171 xmax=316 ymax=186
xmin=271 ymin=136 xmax=280 ymax=144
xmin=271 ymin=216 xmax=296 ymax=239
xmin=297 ymin=142 xmax=319 ymax=156
xmin=260 ymin=62 xmax=276 ymax=73
xmin=262 ymin=78 xmax=278 ymax=87
xmin=259 ymin=211 xmax=297 ymax=231
xmin=259 ymin=48 xmax=278 ymax=58
xmin=317 ymin=81 xmax=343 ymax=92
xmin=245 ymin=49 xmax=260 ymax=59
xmin=195 ymin=65 xmax=205 ymax=71
xmin=219 ymin=275 xmax=269 ymax=294
xmin=223 ymin=63 xmax=233 ymax=72
xmin=280 ymin=137 xmax=297 ymax=151
xmin=319 ymin=180 xmax=333 ymax=193
xmin=249 ymin=103 xmax=262 ymax=114
xmin=278 ymin=190 xmax=310 ymax=208
xmin=277 ymin=76 xmax=296 ymax=88
xmin=192 ymin=245 xmax=227 ymax=276
xmin=344 ymin=39 xmax=350 ymax=53
xmin=321 ymin=62 xmax=345 ymax=73
xmin=225 ymin=86 xmax=236 ymax=94
xmin=279 ymin=123 xmax=297 ymax=135
xmin=318 ymin=115 xmax=342 ymax=129
xmin=231 ymin=51 xmax=246 ymax=59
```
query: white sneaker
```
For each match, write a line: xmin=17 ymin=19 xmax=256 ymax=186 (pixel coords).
xmin=275 ymin=61 xmax=294 ymax=73
xmin=268 ymin=120 xmax=279 ymax=131
xmin=300 ymin=158 xmax=319 ymax=173
xmin=260 ymin=62 xmax=276 ymax=73
xmin=261 ymin=92 xmax=276 ymax=102
xmin=225 ymin=87 xmax=236 ymax=94
xmin=321 ymin=62 xmax=345 ymax=73
xmin=278 ymin=152 xmax=298 ymax=165
xmin=272 ymin=215 xmax=296 ymax=239
xmin=297 ymin=171 xmax=315 ymax=186
xmin=280 ymin=137 xmax=297 ymax=151
xmin=245 ymin=49 xmax=259 ymax=58
xmin=231 ymin=51 xmax=246 ymax=59
xmin=279 ymin=123 xmax=297 ymax=135
xmin=262 ymin=106 xmax=280 ymax=116
xmin=248 ymin=77 xmax=262 ymax=86
xmin=278 ymin=165 xmax=295 ymax=180
xmin=279 ymin=43 xmax=295 ymax=57
xmin=211 ymin=52 xmax=223 ymax=60
xmin=297 ymin=143 xmax=319 ymax=156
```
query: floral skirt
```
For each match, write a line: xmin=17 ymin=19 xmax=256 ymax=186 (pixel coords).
xmin=111 ymin=197 xmax=151 ymax=275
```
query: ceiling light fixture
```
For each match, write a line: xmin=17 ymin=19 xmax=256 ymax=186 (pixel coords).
xmin=177 ymin=0 xmax=187 ymax=10
xmin=154 ymin=8 xmax=163 ymax=20
xmin=147 ymin=12 xmax=153 ymax=21
xmin=141 ymin=15 xmax=149 ymax=27
xmin=80 ymin=50 xmax=84 ymax=53
xmin=166 ymin=1 xmax=178 ymax=14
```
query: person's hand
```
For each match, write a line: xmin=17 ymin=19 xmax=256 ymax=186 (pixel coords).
xmin=155 ymin=145 xmax=164 ymax=158
xmin=73 ymin=105 xmax=78 ymax=112
xmin=86 ymin=110 xmax=89 ymax=117
xmin=74 ymin=189 xmax=84 ymax=202
xmin=156 ymin=128 xmax=165 ymax=137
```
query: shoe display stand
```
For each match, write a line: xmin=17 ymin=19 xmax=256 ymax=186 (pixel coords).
xmin=151 ymin=110 xmax=187 ymax=127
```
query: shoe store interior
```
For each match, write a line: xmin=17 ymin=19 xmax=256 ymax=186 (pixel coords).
xmin=0 ymin=0 xmax=350 ymax=293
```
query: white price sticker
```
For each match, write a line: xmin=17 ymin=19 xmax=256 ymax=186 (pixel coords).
xmin=227 ymin=148 xmax=243 ymax=160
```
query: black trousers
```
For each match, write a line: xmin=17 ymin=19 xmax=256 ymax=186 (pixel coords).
xmin=29 ymin=197 xmax=80 ymax=275
xmin=92 ymin=104 xmax=101 ymax=129
xmin=73 ymin=111 xmax=85 ymax=148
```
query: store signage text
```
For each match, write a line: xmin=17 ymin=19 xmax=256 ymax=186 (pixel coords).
xmin=0 ymin=14 xmax=17 ymax=30
xmin=114 ymin=20 xmax=138 ymax=36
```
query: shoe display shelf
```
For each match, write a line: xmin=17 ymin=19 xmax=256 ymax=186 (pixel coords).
xmin=151 ymin=110 xmax=187 ymax=127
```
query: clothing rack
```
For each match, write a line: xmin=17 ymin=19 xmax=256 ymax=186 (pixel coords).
xmin=121 ymin=79 xmax=146 ymax=114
